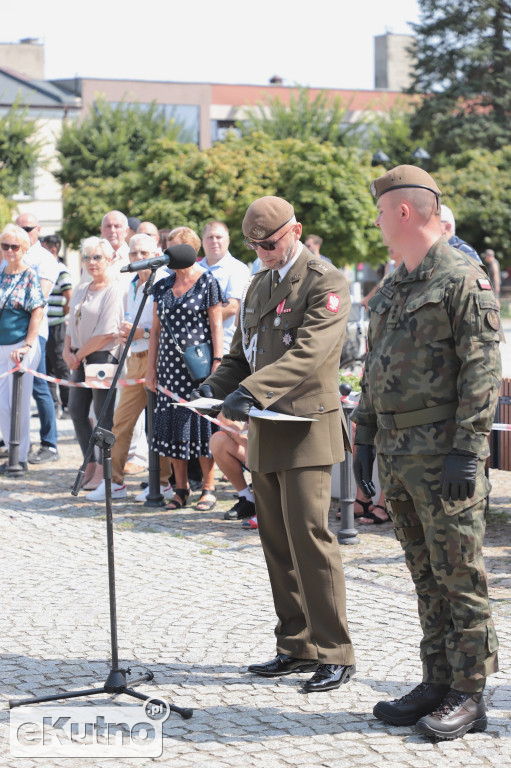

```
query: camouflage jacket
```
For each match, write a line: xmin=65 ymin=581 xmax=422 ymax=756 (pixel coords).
xmin=352 ymin=237 xmax=502 ymax=456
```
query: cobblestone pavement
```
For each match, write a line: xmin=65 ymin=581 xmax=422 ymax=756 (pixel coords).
xmin=0 ymin=415 xmax=509 ymax=768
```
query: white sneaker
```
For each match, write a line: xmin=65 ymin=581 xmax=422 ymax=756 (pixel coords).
xmin=135 ymin=484 xmax=174 ymax=502
xmin=86 ymin=481 xmax=128 ymax=501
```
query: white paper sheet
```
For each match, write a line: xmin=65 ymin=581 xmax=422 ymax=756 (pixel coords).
xmin=177 ymin=398 xmax=317 ymax=422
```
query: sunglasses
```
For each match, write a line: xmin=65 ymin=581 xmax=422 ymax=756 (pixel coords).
xmin=244 ymin=222 xmax=295 ymax=251
xmin=21 ymin=226 xmax=36 ymax=233
xmin=82 ymin=254 xmax=104 ymax=262
xmin=1 ymin=242 xmax=21 ymax=252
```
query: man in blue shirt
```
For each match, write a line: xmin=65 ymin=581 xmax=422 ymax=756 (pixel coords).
xmin=440 ymin=205 xmax=482 ymax=264
xmin=199 ymin=221 xmax=250 ymax=355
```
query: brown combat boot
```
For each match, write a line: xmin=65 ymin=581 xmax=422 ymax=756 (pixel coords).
xmin=415 ymin=689 xmax=487 ymax=741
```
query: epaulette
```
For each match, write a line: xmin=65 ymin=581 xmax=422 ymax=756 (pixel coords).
xmin=307 ymin=259 xmax=329 ymax=274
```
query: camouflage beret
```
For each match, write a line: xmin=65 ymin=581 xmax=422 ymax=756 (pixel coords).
xmin=371 ymin=164 xmax=441 ymax=200
xmin=242 ymin=196 xmax=294 ymax=240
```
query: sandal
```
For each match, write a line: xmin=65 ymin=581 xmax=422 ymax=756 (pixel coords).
xmin=196 ymin=488 xmax=216 ymax=512
xmin=337 ymin=498 xmax=373 ymax=519
xmin=359 ymin=505 xmax=391 ymax=525
xmin=165 ymin=488 xmax=190 ymax=510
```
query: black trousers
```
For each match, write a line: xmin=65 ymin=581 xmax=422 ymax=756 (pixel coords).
xmin=46 ymin=322 xmax=71 ymax=408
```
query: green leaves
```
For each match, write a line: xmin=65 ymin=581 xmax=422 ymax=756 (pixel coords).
xmin=409 ymin=0 xmax=511 ymax=158
xmin=0 ymin=98 xmax=40 ymax=200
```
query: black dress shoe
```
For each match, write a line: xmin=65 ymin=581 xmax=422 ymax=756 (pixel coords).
xmin=224 ymin=497 xmax=255 ymax=520
xmin=301 ymin=663 xmax=355 ymax=693
xmin=373 ymin=682 xmax=451 ymax=726
xmin=415 ymin=689 xmax=487 ymax=741
xmin=247 ymin=653 xmax=319 ymax=677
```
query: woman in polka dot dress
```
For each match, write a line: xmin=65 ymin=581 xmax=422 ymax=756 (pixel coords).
xmin=146 ymin=227 xmax=223 ymax=511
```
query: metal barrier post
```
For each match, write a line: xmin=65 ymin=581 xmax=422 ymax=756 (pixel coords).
xmin=144 ymin=388 xmax=165 ymax=507
xmin=337 ymin=384 xmax=360 ymax=545
xmin=8 ymin=365 xmax=26 ymax=477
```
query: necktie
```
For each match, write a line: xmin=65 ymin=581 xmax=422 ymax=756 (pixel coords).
xmin=271 ymin=270 xmax=280 ymax=294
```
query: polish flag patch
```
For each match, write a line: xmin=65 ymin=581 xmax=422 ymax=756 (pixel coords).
xmin=477 ymin=278 xmax=492 ymax=290
xmin=326 ymin=292 xmax=340 ymax=313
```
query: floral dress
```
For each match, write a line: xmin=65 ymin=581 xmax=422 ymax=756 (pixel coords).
xmin=152 ymin=271 xmax=222 ymax=460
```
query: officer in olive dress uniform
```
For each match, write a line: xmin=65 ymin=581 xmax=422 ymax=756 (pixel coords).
xmin=352 ymin=166 xmax=502 ymax=740
xmin=197 ymin=196 xmax=356 ymax=693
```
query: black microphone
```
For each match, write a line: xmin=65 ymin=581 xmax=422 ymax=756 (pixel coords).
xmin=120 ymin=244 xmax=197 ymax=273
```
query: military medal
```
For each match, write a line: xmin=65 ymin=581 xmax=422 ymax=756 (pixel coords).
xmin=283 ymin=332 xmax=292 ymax=346
xmin=274 ymin=298 xmax=288 ymax=327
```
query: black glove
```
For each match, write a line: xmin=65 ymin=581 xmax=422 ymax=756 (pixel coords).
xmin=441 ymin=449 xmax=478 ymax=502
xmin=222 ymin=385 xmax=260 ymax=422
xmin=190 ymin=383 xmax=215 ymax=401
xmin=189 ymin=383 xmax=222 ymax=415
xmin=353 ymin=444 xmax=376 ymax=498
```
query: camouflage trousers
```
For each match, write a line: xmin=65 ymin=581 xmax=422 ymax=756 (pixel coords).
xmin=377 ymin=453 xmax=499 ymax=693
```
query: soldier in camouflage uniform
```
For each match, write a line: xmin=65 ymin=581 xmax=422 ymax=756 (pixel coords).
xmin=352 ymin=166 xmax=502 ymax=741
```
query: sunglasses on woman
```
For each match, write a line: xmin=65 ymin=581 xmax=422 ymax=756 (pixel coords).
xmin=82 ymin=254 xmax=104 ymax=262
xmin=1 ymin=242 xmax=21 ymax=252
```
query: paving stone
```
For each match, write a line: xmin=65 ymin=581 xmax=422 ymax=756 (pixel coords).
xmin=0 ymin=417 xmax=509 ymax=767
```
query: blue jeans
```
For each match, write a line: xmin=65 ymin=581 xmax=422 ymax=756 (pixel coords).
xmin=32 ymin=336 xmax=58 ymax=449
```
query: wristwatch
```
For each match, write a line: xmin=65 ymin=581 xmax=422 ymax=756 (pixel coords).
xmin=143 ymin=327 xmax=150 ymax=339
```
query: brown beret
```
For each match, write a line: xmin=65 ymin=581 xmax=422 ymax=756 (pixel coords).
xmin=242 ymin=196 xmax=294 ymax=240
xmin=371 ymin=164 xmax=441 ymax=200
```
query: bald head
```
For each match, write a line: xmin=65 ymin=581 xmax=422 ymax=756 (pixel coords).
xmin=15 ymin=212 xmax=40 ymax=246
xmin=137 ymin=221 xmax=159 ymax=244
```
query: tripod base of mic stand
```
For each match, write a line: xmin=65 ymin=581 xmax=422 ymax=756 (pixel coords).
xmin=8 ymin=666 xmax=193 ymax=719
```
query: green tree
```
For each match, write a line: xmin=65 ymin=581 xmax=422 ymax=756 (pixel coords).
xmin=0 ymin=99 xmax=40 ymax=198
xmin=239 ymin=85 xmax=363 ymax=146
xmin=409 ymin=0 xmax=511 ymax=158
xmin=364 ymin=100 xmax=430 ymax=167
xmin=61 ymin=131 xmax=385 ymax=264
xmin=55 ymin=96 xmax=192 ymax=187
xmin=436 ymin=145 xmax=511 ymax=263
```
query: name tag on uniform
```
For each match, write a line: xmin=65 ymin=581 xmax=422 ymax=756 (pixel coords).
xmin=245 ymin=307 xmax=255 ymax=313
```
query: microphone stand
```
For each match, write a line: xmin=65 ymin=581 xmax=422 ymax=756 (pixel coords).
xmin=9 ymin=266 xmax=192 ymax=719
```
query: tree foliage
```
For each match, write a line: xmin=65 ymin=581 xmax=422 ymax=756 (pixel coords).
xmin=239 ymin=85 xmax=363 ymax=146
xmin=0 ymin=99 xmax=40 ymax=199
xmin=436 ymin=145 xmax=511 ymax=263
xmin=409 ymin=0 xmax=511 ymax=158
xmin=55 ymin=96 xmax=192 ymax=187
xmin=364 ymin=100 xmax=431 ymax=167
xmin=60 ymin=130 xmax=386 ymax=265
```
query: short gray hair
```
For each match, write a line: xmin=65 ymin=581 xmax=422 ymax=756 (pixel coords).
xmin=129 ymin=233 xmax=158 ymax=253
xmin=80 ymin=236 xmax=115 ymax=259
xmin=1 ymin=223 xmax=30 ymax=252
xmin=100 ymin=210 xmax=128 ymax=229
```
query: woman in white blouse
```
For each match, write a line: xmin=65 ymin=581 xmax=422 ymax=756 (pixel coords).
xmin=63 ymin=237 xmax=124 ymax=490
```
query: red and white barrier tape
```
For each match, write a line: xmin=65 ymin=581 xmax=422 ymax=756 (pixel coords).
xmin=3 ymin=366 xmax=509 ymax=434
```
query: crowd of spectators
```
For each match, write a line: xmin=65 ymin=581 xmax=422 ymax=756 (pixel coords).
xmin=0 ymin=210 xmax=262 ymax=529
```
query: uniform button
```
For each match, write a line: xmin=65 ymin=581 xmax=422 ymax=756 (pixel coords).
xmin=319 ymin=405 xmax=324 ymax=412
xmin=284 ymin=322 xmax=289 ymax=328
xmin=258 ymin=348 xmax=264 ymax=354
xmin=261 ymin=325 xmax=266 ymax=332
xmin=267 ymin=391 xmax=274 ymax=399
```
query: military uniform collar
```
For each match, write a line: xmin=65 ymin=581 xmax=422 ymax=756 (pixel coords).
xmin=394 ymin=236 xmax=447 ymax=283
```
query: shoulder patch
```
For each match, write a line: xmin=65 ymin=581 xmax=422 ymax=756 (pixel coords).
xmin=477 ymin=277 xmax=493 ymax=290
xmin=326 ymin=293 xmax=340 ymax=313
xmin=486 ymin=309 xmax=500 ymax=331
